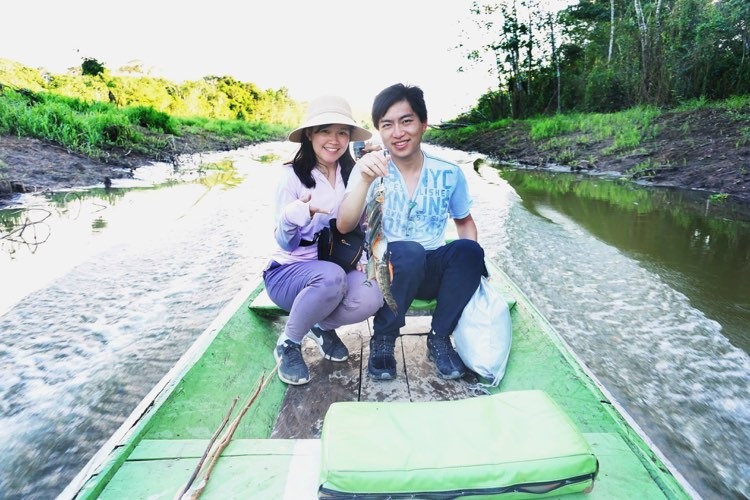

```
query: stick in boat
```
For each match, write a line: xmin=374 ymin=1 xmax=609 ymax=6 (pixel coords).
xmin=174 ymin=397 xmax=239 ymax=500
xmin=179 ymin=362 xmax=280 ymax=499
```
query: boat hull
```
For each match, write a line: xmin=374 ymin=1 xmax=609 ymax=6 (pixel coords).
xmin=61 ymin=260 xmax=696 ymax=499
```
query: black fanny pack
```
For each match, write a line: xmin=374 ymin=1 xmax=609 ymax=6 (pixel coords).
xmin=300 ymin=218 xmax=365 ymax=272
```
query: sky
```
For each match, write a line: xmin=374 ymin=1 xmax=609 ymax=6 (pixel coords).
xmin=1 ymin=0 xmax=499 ymax=123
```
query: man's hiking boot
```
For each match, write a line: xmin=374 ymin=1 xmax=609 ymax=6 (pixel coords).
xmin=427 ymin=334 xmax=466 ymax=380
xmin=368 ymin=336 xmax=397 ymax=379
xmin=307 ymin=326 xmax=349 ymax=361
xmin=274 ymin=340 xmax=310 ymax=385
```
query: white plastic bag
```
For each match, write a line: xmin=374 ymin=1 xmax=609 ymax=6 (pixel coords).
xmin=453 ymin=276 xmax=512 ymax=387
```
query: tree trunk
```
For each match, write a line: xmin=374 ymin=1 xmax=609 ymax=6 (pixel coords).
xmin=633 ymin=0 xmax=667 ymax=104
xmin=608 ymin=0 xmax=615 ymax=64
xmin=633 ymin=0 xmax=650 ymax=101
xmin=548 ymin=12 xmax=561 ymax=113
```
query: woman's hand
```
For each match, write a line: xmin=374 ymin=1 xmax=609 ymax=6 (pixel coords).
xmin=299 ymin=192 xmax=331 ymax=218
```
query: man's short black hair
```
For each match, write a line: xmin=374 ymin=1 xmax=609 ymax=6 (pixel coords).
xmin=371 ymin=83 xmax=428 ymax=129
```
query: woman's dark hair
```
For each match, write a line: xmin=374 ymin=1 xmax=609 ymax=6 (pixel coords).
xmin=287 ymin=124 xmax=356 ymax=188
xmin=371 ymin=83 xmax=428 ymax=129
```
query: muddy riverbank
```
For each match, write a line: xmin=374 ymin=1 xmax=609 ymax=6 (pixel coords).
xmin=2 ymin=104 xmax=750 ymax=207
xmin=430 ymin=105 xmax=750 ymax=204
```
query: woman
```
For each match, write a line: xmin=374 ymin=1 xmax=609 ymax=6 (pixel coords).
xmin=263 ymin=95 xmax=384 ymax=385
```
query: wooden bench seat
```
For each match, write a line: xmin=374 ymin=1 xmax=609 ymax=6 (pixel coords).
xmin=249 ymin=287 xmax=515 ymax=317
xmin=249 ymin=288 xmax=439 ymax=317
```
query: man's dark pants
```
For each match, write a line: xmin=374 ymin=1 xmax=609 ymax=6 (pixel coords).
xmin=373 ymin=239 xmax=486 ymax=340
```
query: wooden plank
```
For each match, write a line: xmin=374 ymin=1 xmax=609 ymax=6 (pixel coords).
xmin=400 ymin=334 xmax=486 ymax=402
xmin=271 ymin=325 xmax=364 ymax=439
xmin=249 ymin=288 xmax=515 ymax=317
xmin=359 ymin=335 xmax=412 ymax=402
xmin=273 ymin=317 xmax=491 ymax=438
xmin=101 ymin=439 xmax=321 ymax=500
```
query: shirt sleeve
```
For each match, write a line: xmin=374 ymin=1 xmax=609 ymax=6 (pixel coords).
xmin=344 ymin=164 xmax=364 ymax=195
xmin=449 ymin=167 xmax=473 ymax=219
xmin=273 ymin=169 xmax=312 ymax=251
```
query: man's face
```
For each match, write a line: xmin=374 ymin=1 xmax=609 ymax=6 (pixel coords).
xmin=377 ymin=100 xmax=428 ymax=162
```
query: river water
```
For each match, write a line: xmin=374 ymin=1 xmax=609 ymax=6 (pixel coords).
xmin=0 ymin=142 xmax=748 ymax=499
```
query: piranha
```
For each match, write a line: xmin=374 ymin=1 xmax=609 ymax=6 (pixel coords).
xmin=365 ymin=178 xmax=398 ymax=314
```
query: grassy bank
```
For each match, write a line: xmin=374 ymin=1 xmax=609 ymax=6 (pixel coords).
xmin=0 ymin=85 xmax=289 ymax=164
xmin=426 ymin=95 xmax=750 ymax=202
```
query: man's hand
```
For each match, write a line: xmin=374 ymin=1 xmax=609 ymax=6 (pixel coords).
xmin=356 ymin=150 xmax=390 ymax=184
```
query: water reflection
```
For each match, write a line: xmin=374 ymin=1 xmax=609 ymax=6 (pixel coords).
xmin=1 ymin=144 xmax=748 ymax=498
xmin=0 ymin=143 xmax=289 ymax=498
xmin=482 ymin=165 xmax=750 ymax=497
xmin=0 ymin=207 xmax=53 ymax=254
xmin=497 ymin=168 xmax=750 ymax=353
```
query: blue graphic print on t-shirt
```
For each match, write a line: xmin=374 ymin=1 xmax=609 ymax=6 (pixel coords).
xmin=368 ymin=151 xmax=472 ymax=250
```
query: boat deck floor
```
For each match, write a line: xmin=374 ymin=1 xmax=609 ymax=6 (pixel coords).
xmin=272 ymin=316 xmax=488 ymax=439
xmin=100 ymin=435 xmax=665 ymax=499
xmin=86 ymin=288 xmax=689 ymax=499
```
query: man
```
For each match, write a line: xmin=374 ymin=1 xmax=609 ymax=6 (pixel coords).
xmin=337 ymin=83 xmax=486 ymax=380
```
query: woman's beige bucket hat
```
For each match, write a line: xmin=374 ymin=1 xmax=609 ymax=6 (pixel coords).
xmin=288 ymin=95 xmax=372 ymax=143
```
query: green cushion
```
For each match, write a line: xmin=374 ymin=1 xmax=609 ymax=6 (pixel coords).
xmin=319 ymin=390 xmax=598 ymax=498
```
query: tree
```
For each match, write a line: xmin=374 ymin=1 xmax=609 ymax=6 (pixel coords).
xmin=547 ymin=11 xmax=562 ymax=113
xmin=633 ymin=0 xmax=668 ymax=104
xmin=81 ymin=58 xmax=105 ymax=77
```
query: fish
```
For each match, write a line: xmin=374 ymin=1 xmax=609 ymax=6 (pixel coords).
xmin=365 ymin=178 xmax=398 ymax=314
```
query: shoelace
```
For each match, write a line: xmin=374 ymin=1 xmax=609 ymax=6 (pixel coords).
xmin=371 ymin=339 xmax=395 ymax=356
xmin=281 ymin=342 xmax=305 ymax=367
xmin=429 ymin=337 xmax=452 ymax=356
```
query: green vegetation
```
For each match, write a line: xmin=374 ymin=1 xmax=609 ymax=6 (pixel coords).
xmin=457 ymin=0 xmax=750 ymax=121
xmin=498 ymin=169 xmax=749 ymax=237
xmin=426 ymin=104 xmax=664 ymax=160
xmin=0 ymin=87 xmax=287 ymax=158
xmin=0 ymin=58 xmax=300 ymax=162
xmin=0 ymin=58 xmax=302 ymax=125
xmin=529 ymin=106 xmax=661 ymax=149
xmin=0 ymin=85 xmax=288 ymax=160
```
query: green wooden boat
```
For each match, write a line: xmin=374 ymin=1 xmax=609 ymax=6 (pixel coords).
xmin=61 ymin=259 xmax=697 ymax=499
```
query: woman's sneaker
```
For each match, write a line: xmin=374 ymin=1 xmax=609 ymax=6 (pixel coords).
xmin=307 ymin=326 xmax=349 ymax=361
xmin=426 ymin=334 xmax=466 ymax=379
xmin=274 ymin=340 xmax=310 ymax=385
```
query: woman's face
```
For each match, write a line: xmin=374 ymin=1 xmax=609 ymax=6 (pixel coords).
xmin=307 ymin=124 xmax=352 ymax=169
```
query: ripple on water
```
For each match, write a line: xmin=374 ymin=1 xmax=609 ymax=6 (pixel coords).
xmin=487 ymin=194 xmax=750 ymax=498
xmin=2 ymin=143 xmax=748 ymax=498
xmin=0 ymin=143 xmax=292 ymax=497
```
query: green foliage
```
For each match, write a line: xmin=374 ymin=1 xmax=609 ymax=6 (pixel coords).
xmin=0 ymin=58 xmax=302 ymax=127
xmin=0 ymin=85 xmax=287 ymax=162
xmin=719 ymin=95 xmax=750 ymax=111
xmin=460 ymin=0 xmax=750 ymax=121
xmin=529 ymin=113 xmax=581 ymax=140
xmin=626 ymin=160 xmax=658 ymax=179
xmin=177 ymin=115 xmax=287 ymax=142
xmin=584 ymin=64 xmax=627 ymax=112
xmin=0 ymin=59 xmax=299 ymax=165
xmin=527 ymin=106 xmax=661 ymax=156
xmin=124 ymin=106 xmax=177 ymax=133
xmin=81 ymin=58 xmax=106 ymax=77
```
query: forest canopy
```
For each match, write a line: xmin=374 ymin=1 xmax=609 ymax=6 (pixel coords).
xmin=0 ymin=58 xmax=304 ymax=127
xmin=457 ymin=0 xmax=750 ymax=121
